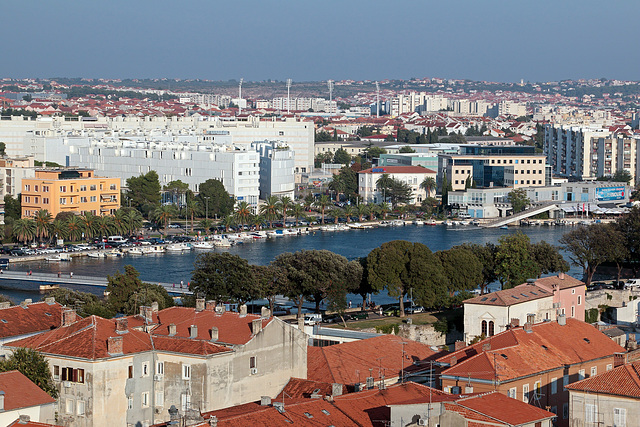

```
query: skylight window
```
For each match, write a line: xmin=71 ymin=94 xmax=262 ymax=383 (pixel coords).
xmin=45 ymin=312 xmax=52 ymax=317
xmin=521 ymin=293 xmax=528 ymax=297
xmin=481 ymin=297 xmax=488 ymax=301
xmin=512 ymin=296 xmax=519 ymax=300
xmin=501 ymin=354 xmax=508 ymax=359
xmin=0 ymin=319 xmax=7 ymax=323
xmin=541 ymin=345 xmax=548 ymax=350
xmin=321 ymin=410 xmax=330 ymax=415
xmin=304 ymin=412 xmax=313 ymax=419
xmin=583 ymin=338 xmax=590 ymax=344
xmin=530 ymin=292 xmax=537 ymax=296
xmin=490 ymin=298 xmax=497 ymax=302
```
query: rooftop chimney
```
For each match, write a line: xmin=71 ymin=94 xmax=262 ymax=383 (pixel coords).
xmin=454 ymin=340 xmax=466 ymax=351
xmin=168 ymin=405 xmax=180 ymax=423
xmin=208 ymin=415 xmax=218 ymax=427
xmin=168 ymin=323 xmax=177 ymax=336
xmin=297 ymin=317 xmax=305 ymax=331
xmin=190 ymin=325 xmax=198 ymax=339
xmin=464 ymin=385 xmax=474 ymax=394
xmin=524 ymin=322 xmax=533 ymax=333
xmin=210 ymin=327 xmax=218 ymax=342
xmin=205 ymin=300 xmax=216 ymax=311
xmin=510 ymin=318 xmax=520 ymax=329
xmin=45 ymin=297 xmax=55 ymax=305
xmin=107 ymin=336 xmax=123 ymax=355
xmin=260 ymin=396 xmax=271 ymax=406
xmin=0 ymin=390 xmax=4 ymax=411
xmin=196 ymin=298 xmax=205 ymax=312
xmin=558 ymin=314 xmax=566 ymax=326
xmin=482 ymin=342 xmax=491 ymax=352
xmin=62 ymin=309 xmax=77 ymax=327
xmin=239 ymin=304 xmax=247 ymax=317
xmin=18 ymin=415 xmax=30 ymax=424
xmin=215 ymin=305 xmax=225 ymax=315
xmin=139 ymin=306 xmax=154 ymax=324
xmin=151 ymin=301 xmax=159 ymax=313
xmin=559 ymin=272 xmax=565 ymax=280
xmin=449 ymin=356 xmax=457 ymax=366
xmin=116 ymin=317 xmax=128 ymax=333
xmin=0 ymin=302 xmax=10 ymax=310
xmin=332 ymin=383 xmax=343 ymax=397
xmin=252 ymin=319 xmax=263 ymax=335
xmin=261 ymin=307 xmax=271 ymax=318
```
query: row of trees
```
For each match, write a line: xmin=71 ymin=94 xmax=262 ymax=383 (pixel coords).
xmin=189 ymin=234 xmax=568 ymax=318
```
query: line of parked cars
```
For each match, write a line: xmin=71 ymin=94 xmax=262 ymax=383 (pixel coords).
xmin=587 ymin=279 xmax=640 ymax=291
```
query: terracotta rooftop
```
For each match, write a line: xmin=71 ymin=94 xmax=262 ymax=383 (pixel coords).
xmin=277 ymin=377 xmax=348 ymax=399
xmin=439 ymin=318 xmax=625 ymax=382
xmin=565 ymin=362 xmax=640 ymax=399
xmin=152 ymin=307 xmax=272 ymax=345
xmin=463 ymin=283 xmax=551 ymax=306
xmin=307 ymin=335 xmax=440 ymax=385
xmin=358 ymin=166 xmax=436 ymax=174
xmin=535 ymin=273 xmax=584 ymax=291
xmin=450 ymin=392 xmax=556 ymax=425
xmin=0 ymin=370 xmax=55 ymax=410
xmin=7 ymin=420 xmax=61 ymax=427
xmin=0 ymin=300 xmax=64 ymax=339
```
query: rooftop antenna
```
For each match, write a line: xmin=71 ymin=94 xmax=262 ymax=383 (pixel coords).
xmin=286 ymin=78 xmax=292 ymax=114
xmin=238 ymin=78 xmax=244 ymax=115
xmin=375 ymin=81 xmax=380 ymax=118
xmin=327 ymin=80 xmax=334 ymax=114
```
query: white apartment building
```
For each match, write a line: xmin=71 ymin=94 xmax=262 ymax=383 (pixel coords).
xmin=252 ymin=141 xmax=295 ymax=200
xmin=358 ymin=165 xmax=437 ymax=204
xmin=498 ymin=100 xmax=527 ymax=117
xmin=593 ymin=135 xmax=640 ymax=183
xmin=0 ymin=156 xmax=36 ymax=198
xmin=2 ymin=115 xmax=314 ymax=181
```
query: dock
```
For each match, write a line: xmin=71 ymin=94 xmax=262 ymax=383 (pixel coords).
xmin=0 ymin=271 xmax=193 ymax=295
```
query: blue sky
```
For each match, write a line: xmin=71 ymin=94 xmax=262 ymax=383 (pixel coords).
xmin=1 ymin=0 xmax=638 ymax=82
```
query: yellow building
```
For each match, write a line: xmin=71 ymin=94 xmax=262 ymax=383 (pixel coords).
xmin=21 ymin=169 xmax=120 ymax=218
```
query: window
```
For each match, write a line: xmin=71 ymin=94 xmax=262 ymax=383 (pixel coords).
xmin=66 ymin=399 xmax=74 ymax=414
xmin=614 ymin=407 xmax=626 ymax=426
xmin=563 ymin=374 xmax=569 ymax=387
xmin=42 ymin=197 xmax=49 ymax=204
xmin=481 ymin=320 xmax=487 ymax=336
xmin=24 ymin=196 xmax=30 ymax=203
xmin=534 ymin=381 xmax=541 ymax=399
xmin=551 ymin=377 xmax=557 ymax=394
xmin=24 ymin=184 xmax=30 ymax=191
xmin=90 ymin=185 xmax=96 ymax=191
xmin=60 ymin=197 xmax=66 ymax=205
xmin=591 ymin=366 xmax=597 ymax=377
xmin=128 ymin=365 xmax=134 ymax=379
xmin=522 ymin=384 xmax=529 ymax=403
xmin=156 ymin=391 xmax=164 ymax=407
xmin=488 ymin=321 xmax=494 ymax=337
xmin=127 ymin=396 xmax=133 ymax=410
xmin=563 ymin=403 xmax=568 ymax=419
xmin=585 ymin=403 xmax=597 ymax=423
xmin=80 ymin=197 xmax=87 ymax=203
xmin=42 ymin=185 xmax=49 ymax=192
xmin=571 ymin=306 xmax=575 ymax=317
xmin=579 ymin=369 xmax=585 ymax=380
xmin=77 ymin=400 xmax=85 ymax=416
xmin=508 ymin=387 xmax=517 ymax=399
xmin=250 ymin=356 xmax=257 ymax=369
xmin=34 ymin=185 xmax=38 ymax=191
xmin=181 ymin=393 xmax=191 ymax=411
xmin=61 ymin=367 xmax=84 ymax=383
xmin=182 ymin=364 xmax=191 ymax=380
xmin=578 ymin=295 xmax=582 ymax=305
xmin=607 ymin=364 xmax=613 ymax=371
xmin=110 ymin=184 xmax=117 ymax=190
xmin=60 ymin=186 xmax=66 ymax=193
xmin=550 ymin=406 xmax=557 ymax=415
xmin=90 ymin=196 xmax=96 ymax=202
xmin=142 ymin=362 xmax=149 ymax=377
xmin=53 ymin=365 xmax=60 ymax=380
xmin=156 ymin=361 xmax=164 ymax=376
xmin=80 ymin=185 xmax=87 ymax=191
xmin=141 ymin=392 xmax=149 ymax=408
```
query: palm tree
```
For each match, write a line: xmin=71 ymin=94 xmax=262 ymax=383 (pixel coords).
xmin=125 ymin=209 xmax=144 ymax=236
xmin=185 ymin=194 xmax=200 ymax=234
xmin=112 ymin=209 xmax=128 ymax=235
xmin=33 ymin=209 xmax=52 ymax=242
xmin=291 ymin=203 xmax=305 ymax=226
xmin=66 ymin=215 xmax=83 ymax=242
xmin=199 ymin=218 xmax=213 ymax=234
xmin=50 ymin=219 xmax=68 ymax=243
xmin=315 ymin=195 xmax=331 ymax=224
xmin=303 ymin=194 xmax=315 ymax=211
xmin=153 ymin=205 xmax=175 ymax=233
xmin=260 ymin=196 xmax=280 ymax=228
xmin=12 ymin=218 xmax=36 ymax=245
xmin=222 ymin=215 xmax=235 ymax=232
xmin=252 ymin=214 xmax=266 ymax=231
xmin=378 ymin=202 xmax=391 ymax=220
xmin=235 ymin=201 xmax=252 ymax=228
xmin=81 ymin=212 xmax=98 ymax=240
xmin=279 ymin=196 xmax=292 ymax=227
xmin=420 ymin=176 xmax=437 ymax=198
xmin=95 ymin=215 xmax=115 ymax=239
xmin=343 ymin=205 xmax=355 ymax=223
xmin=329 ymin=208 xmax=342 ymax=224
xmin=376 ymin=173 xmax=394 ymax=204
xmin=357 ymin=204 xmax=369 ymax=222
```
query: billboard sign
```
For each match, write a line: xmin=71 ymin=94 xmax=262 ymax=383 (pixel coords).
xmin=595 ymin=186 xmax=625 ymax=201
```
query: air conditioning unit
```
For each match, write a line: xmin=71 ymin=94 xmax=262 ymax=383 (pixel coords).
xmin=154 ymin=374 xmax=163 ymax=382
xmin=417 ymin=418 xmax=427 ymax=426
xmin=250 ymin=368 xmax=258 ymax=375
xmin=62 ymin=381 xmax=71 ymax=388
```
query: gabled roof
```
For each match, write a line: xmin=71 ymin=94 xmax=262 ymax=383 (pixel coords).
xmin=439 ymin=319 xmax=625 ymax=382
xmin=0 ymin=301 xmax=64 ymax=339
xmin=0 ymin=370 xmax=55 ymax=410
xmin=463 ymin=283 xmax=551 ymax=306
xmin=535 ymin=274 xmax=584 ymax=291
xmin=7 ymin=420 xmax=61 ymax=427
xmin=278 ymin=377 xmax=348 ymax=399
xmin=446 ymin=392 xmax=556 ymax=425
xmin=565 ymin=362 xmax=640 ymax=399
xmin=307 ymin=335 xmax=439 ymax=385
xmin=152 ymin=307 xmax=272 ymax=345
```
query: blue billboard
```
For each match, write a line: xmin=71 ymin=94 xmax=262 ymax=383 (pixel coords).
xmin=595 ymin=186 xmax=626 ymax=201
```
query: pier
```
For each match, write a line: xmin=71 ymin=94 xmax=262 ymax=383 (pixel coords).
xmin=0 ymin=270 xmax=193 ymax=295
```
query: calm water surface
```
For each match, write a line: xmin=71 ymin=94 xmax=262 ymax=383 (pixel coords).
xmin=2 ymin=225 xmax=580 ymax=304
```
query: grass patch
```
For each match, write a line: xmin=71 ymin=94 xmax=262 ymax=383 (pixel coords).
xmin=327 ymin=312 xmax=439 ymax=330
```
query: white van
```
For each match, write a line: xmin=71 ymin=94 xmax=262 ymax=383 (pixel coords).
xmin=107 ymin=236 xmax=127 ymax=244
xmin=304 ymin=313 xmax=322 ymax=325
xmin=624 ymin=279 xmax=640 ymax=290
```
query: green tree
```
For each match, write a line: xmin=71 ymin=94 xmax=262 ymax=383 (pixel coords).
xmin=0 ymin=142 xmax=5 ymax=156
xmin=329 ymin=167 xmax=358 ymax=200
xmin=365 ymin=146 xmax=387 ymax=160
xmin=291 ymin=203 xmax=305 ymax=226
xmin=196 ymin=179 xmax=235 ymax=219
xmin=95 ymin=215 xmax=115 ymax=238
xmin=234 ymin=201 xmax=252 ymax=228
xmin=456 ymin=243 xmax=497 ymax=295
xmin=606 ymin=224 xmax=629 ymax=284
xmin=315 ymin=195 xmax=331 ymax=224
xmin=399 ymin=146 xmax=416 ymax=153
xmin=495 ymin=232 xmax=539 ymax=289
xmin=45 ymin=288 xmax=115 ymax=318
xmin=125 ymin=171 xmax=161 ymax=217
xmin=124 ymin=285 xmax=174 ymax=316
xmin=367 ymin=240 xmax=446 ymax=316
xmin=279 ymin=196 xmax=293 ymax=226
xmin=507 ymin=189 xmax=530 ymax=214
xmin=260 ymin=196 xmax=280 ymax=228
xmin=12 ymin=218 xmax=36 ymax=244
xmin=3 ymin=195 xmax=21 ymax=220
xmin=420 ymin=177 xmax=437 ymax=198
xmin=106 ymin=265 xmax=145 ymax=313
xmin=152 ymin=205 xmax=176 ymax=233
xmin=0 ymin=348 xmax=58 ymax=398
xmin=354 ymin=257 xmax=376 ymax=309
xmin=530 ymin=241 xmax=569 ymax=277
xmin=333 ymin=148 xmax=351 ymax=165
xmin=560 ymin=223 xmax=612 ymax=286
xmin=437 ymin=247 xmax=483 ymax=294
xmin=163 ymin=180 xmax=189 ymax=206
xmin=33 ymin=209 xmax=52 ymax=242
xmin=191 ymin=253 xmax=256 ymax=303
xmin=252 ymin=264 xmax=287 ymax=314
xmin=615 ymin=207 xmax=640 ymax=265
xmin=80 ymin=211 xmax=98 ymax=239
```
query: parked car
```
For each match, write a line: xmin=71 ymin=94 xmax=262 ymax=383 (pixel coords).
xmin=405 ymin=306 xmax=425 ymax=314
xmin=382 ymin=305 xmax=401 ymax=317
xmin=304 ymin=313 xmax=322 ymax=325
xmin=624 ymin=279 xmax=640 ymax=290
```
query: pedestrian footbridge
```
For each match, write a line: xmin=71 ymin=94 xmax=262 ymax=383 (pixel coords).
xmin=482 ymin=202 xmax=558 ymax=228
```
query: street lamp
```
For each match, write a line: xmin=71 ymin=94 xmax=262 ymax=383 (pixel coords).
xmin=204 ymin=196 xmax=210 ymax=220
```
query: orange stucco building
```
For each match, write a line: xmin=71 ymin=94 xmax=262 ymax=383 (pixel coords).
xmin=21 ymin=169 xmax=120 ymax=218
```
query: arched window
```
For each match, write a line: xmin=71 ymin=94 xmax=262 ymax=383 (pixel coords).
xmin=481 ymin=320 xmax=487 ymax=336
xmin=488 ymin=321 xmax=495 ymax=337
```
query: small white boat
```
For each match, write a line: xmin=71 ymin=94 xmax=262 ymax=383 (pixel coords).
xmin=147 ymin=245 xmax=165 ymax=254
xmin=128 ymin=247 xmax=144 ymax=255
xmin=39 ymin=284 xmax=59 ymax=291
xmin=87 ymin=252 xmax=106 ymax=259
xmin=213 ymin=238 xmax=232 ymax=248
xmin=413 ymin=220 xmax=424 ymax=226
xmin=250 ymin=231 xmax=267 ymax=239
xmin=166 ymin=243 xmax=191 ymax=252
xmin=192 ymin=241 xmax=214 ymax=250
xmin=425 ymin=219 xmax=437 ymax=226
xmin=106 ymin=249 xmax=122 ymax=257
xmin=390 ymin=220 xmax=405 ymax=226
xmin=46 ymin=255 xmax=63 ymax=262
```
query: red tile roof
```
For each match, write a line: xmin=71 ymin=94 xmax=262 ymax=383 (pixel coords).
xmin=0 ymin=301 xmax=64 ymax=339
xmin=307 ymin=335 xmax=439 ymax=385
xmin=152 ymin=335 xmax=230 ymax=356
xmin=451 ymin=392 xmax=556 ymax=425
xmin=152 ymin=307 xmax=272 ymax=345
xmin=7 ymin=420 xmax=61 ymax=427
xmin=358 ymin=166 xmax=436 ymax=174
xmin=463 ymin=283 xmax=551 ymax=306
xmin=535 ymin=273 xmax=584 ymax=290
xmin=0 ymin=370 xmax=55 ymax=410
xmin=565 ymin=362 xmax=640 ymax=399
xmin=278 ymin=377 xmax=348 ymax=399
xmin=439 ymin=319 xmax=625 ymax=382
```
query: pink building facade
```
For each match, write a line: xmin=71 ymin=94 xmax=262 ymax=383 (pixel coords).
xmin=535 ymin=273 xmax=585 ymax=321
